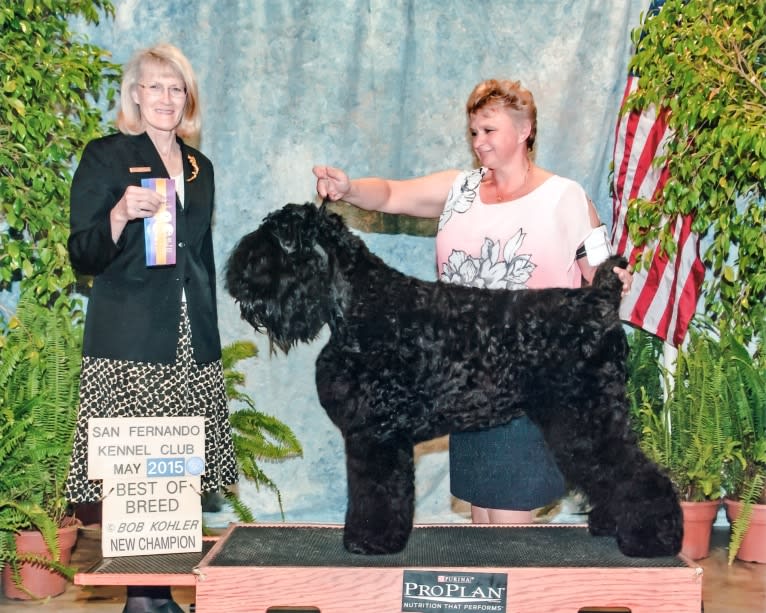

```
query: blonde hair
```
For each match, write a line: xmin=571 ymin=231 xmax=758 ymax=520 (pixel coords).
xmin=466 ymin=79 xmax=537 ymax=151
xmin=116 ymin=43 xmax=201 ymax=141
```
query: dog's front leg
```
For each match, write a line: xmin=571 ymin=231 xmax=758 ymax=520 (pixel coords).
xmin=342 ymin=433 xmax=415 ymax=555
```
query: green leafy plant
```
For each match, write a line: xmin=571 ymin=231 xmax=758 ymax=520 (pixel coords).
xmin=628 ymin=325 xmax=741 ymax=502
xmin=626 ymin=326 xmax=665 ymax=421
xmin=221 ymin=340 xmax=303 ymax=522
xmin=629 ymin=322 xmax=766 ymax=563
xmin=623 ymin=0 xmax=766 ymax=340
xmin=0 ymin=294 xmax=84 ymax=589
xmin=0 ymin=0 xmax=118 ymax=308
xmin=0 ymin=1 xmax=117 ymax=594
xmin=720 ymin=325 xmax=766 ymax=563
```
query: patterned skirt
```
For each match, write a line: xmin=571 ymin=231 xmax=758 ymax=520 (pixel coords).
xmin=65 ymin=303 xmax=238 ymax=503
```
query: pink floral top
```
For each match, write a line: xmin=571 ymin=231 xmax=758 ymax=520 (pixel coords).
xmin=436 ymin=168 xmax=592 ymax=290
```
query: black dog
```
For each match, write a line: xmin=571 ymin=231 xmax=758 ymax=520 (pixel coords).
xmin=226 ymin=203 xmax=682 ymax=557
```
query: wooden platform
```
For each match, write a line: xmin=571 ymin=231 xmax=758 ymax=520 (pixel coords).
xmin=76 ymin=523 xmax=702 ymax=613
xmin=195 ymin=524 xmax=701 ymax=613
xmin=54 ymin=524 xmax=766 ymax=613
xmin=75 ymin=538 xmax=214 ymax=587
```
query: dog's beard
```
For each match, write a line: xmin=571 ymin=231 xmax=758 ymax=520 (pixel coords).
xmin=238 ymin=300 xmax=313 ymax=355
xmin=239 ymin=302 xmax=284 ymax=354
xmin=266 ymin=335 xmax=295 ymax=355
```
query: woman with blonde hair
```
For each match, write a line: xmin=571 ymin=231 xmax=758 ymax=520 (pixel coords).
xmin=67 ymin=43 xmax=236 ymax=613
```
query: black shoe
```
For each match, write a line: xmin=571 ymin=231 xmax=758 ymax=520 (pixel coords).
xmin=153 ymin=599 xmax=186 ymax=613
xmin=123 ymin=586 xmax=185 ymax=613
xmin=122 ymin=596 xmax=158 ymax=613
xmin=122 ymin=597 xmax=186 ymax=613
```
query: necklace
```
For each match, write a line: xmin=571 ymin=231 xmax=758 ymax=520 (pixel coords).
xmin=495 ymin=162 xmax=531 ymax=202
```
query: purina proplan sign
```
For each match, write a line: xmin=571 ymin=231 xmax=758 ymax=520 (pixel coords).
xmin=402 ymin=570 xmax=508 ymax=612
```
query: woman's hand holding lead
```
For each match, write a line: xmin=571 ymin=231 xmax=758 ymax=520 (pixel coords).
xmin=313 ymin=165 xmax=351 ymax=202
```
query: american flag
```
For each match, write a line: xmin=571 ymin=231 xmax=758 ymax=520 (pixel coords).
xmin=610 ymin=0 xmax=705 ymax=347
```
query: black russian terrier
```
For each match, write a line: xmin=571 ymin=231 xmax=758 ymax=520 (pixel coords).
xmin=225 ymin=203 xmax=682 ymax=557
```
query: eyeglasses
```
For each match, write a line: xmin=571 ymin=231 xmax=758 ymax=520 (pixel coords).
xmin=138 ymin=83 xmax=187 ymax=100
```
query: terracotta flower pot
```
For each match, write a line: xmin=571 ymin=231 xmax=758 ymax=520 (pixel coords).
xmin=1 ymin=523 xmax=79 ymax=600
xmin=679 ymin=499 xmax=720 ymax=560
xmin=724 ymin=498 xmax=766 ymax=563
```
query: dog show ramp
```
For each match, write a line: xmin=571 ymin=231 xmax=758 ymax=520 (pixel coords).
xmin=187 ymin=523 xmax=702 ymax=613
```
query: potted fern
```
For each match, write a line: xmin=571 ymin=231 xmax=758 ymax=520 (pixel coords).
xmin=721 ymin=325 xmax=766 ymax=564
xmin=1 ymin=0 xmax=115 ymax=596
xmin=628 ymin=325 xmax=739 ymax=559
xmin=0 ymin=294 xmax=84 ymax=599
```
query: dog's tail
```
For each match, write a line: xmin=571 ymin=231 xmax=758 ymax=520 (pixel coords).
xmin=592 ymin=255 xmax=629 ymax=303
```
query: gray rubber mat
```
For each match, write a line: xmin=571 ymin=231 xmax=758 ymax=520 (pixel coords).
xmin=206 ymin=525 xmax=688 ymax=569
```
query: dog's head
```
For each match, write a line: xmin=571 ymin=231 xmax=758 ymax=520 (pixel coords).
xmin=226 ymin=203 xmax=340 ymax=352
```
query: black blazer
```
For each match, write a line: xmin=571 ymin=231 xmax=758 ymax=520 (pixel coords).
xmin=69 ymin=132 xmax=221 ymax=364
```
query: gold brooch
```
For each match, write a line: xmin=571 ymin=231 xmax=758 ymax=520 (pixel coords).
xmin=186 ymin=154 xmax=199 ymax=182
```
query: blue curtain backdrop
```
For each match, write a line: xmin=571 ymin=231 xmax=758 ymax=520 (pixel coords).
xmin=73 ymin=0 xmax=646 ymax=524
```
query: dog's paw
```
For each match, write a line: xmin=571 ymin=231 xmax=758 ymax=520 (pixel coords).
xmin=614 ymin=503 xmax=683 ymax=557
xmin=587 ymin=505 xmax=616 ymax=537
xmin=343 ymin=527 xmax=409 ymax=555
xmin=616 ymin=530 xmax=682 ymax=558
xmin=343 ymin=529 xmax=408 ymax=555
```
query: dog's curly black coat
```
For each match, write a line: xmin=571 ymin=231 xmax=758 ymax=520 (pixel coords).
xmin=226 ymin=203 xmax=682 ymax=557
